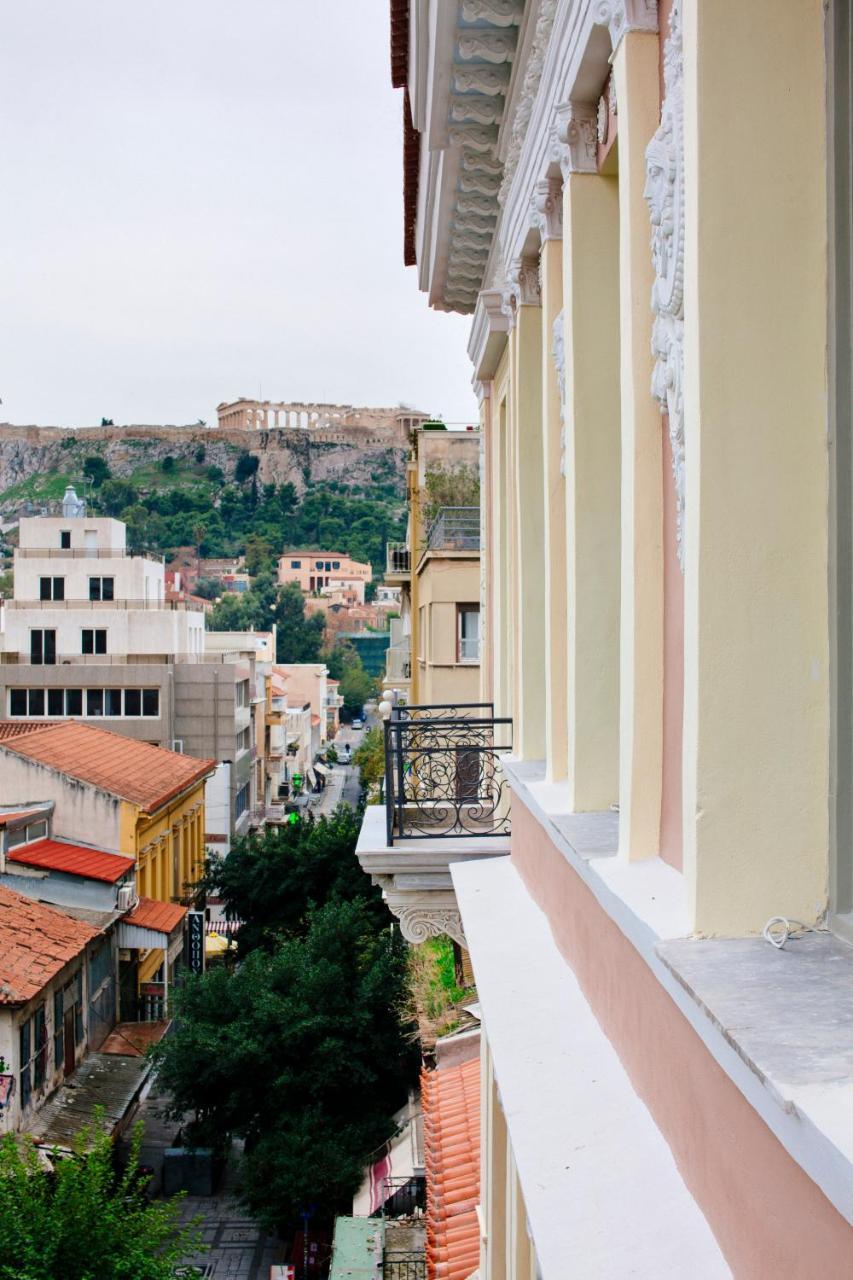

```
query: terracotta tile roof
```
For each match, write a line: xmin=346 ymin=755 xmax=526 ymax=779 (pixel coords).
xmin=9 ymin=838 xmax=134 ymax=884
xmin=0 ymin=721 xmax=216 ymax=812
xmin=0 ymin=720 xmax=57 ymax=741
xmin=123 ymin=897 xmax=187 ymax=934
xmin=0 ymin=884 xmax=97 ymax=1006
xmin=422 ymin=1059 xmax=480 ymax=1280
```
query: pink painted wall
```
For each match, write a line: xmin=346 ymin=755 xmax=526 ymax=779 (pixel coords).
xmin=659 ymin=422 xmax=684 ymax=870
xmin=510 ymin=795 xmax=853 ymax=1275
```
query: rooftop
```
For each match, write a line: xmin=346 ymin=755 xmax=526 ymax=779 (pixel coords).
xmin=0 ymin=721 xmax=215 ymax=812
xmin=422 ymin=1057 xmax=480 ymax=1280
xmin=0 ymin=721 xmax=57 ymax=741
xmin=123 ymin=897 xmax=187 ymax=934
xmin=9 ymin=837 xmax=134 ymax=884
xmin=0 ymin=884 xmax=97 ymax=1005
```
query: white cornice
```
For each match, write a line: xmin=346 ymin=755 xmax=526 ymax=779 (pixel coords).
xmin=468 ymin=288 xmax=510 ymax=380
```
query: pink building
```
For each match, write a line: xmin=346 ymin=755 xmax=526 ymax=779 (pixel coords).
xmin=277 ymin=551 xmax=372 ymax=604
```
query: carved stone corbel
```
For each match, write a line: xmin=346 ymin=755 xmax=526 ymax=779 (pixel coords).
xmin=593 ymin=0 xmax=658 ymax=54
xmin=551 ymin=102 xmax=598 ymax=179
xmin=531 ymin=175 xmax=563 ymax=241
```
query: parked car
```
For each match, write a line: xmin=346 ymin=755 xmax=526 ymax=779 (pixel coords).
xmin=351 ymin=718 xmax=364 ymax=730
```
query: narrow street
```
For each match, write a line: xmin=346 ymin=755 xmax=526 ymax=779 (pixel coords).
xmin=310 ymin=725 xmax=362 ymax=816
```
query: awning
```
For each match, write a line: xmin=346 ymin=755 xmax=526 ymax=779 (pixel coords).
xmin=117 ymin=898 xmax=187 ymax=953
xmin=353 ymin=1096 xmax=423 ymax=1216
xmin=27 ymin=1053 xmax=150 ymax=1148
xmin=314 ymin=761 xmax=329 ymax=777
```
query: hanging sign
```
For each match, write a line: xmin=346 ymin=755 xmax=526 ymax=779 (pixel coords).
xmin=185 ymin=911 xmax=206 ymax=975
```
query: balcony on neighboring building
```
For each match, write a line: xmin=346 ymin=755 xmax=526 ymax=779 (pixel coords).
xmin=384 ymin=642 xmax=412 ymax=683
xmin=356 ymin=704 xmax=511 ymax=948
xmin=385 ymin=542 xmax=412 ymax=583
xmin=425 ymin=507 xmax=480 ymax=554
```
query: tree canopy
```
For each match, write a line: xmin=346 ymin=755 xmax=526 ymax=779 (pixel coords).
xmin=0 ymin=1115 xmax=200 ymax=1280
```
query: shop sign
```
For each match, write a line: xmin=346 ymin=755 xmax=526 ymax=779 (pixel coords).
xmin=186 ymin=910 xmax=206 ymax=975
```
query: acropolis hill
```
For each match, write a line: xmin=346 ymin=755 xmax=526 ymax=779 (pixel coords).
xmin=0 ymin=400 xmax=428 ymax=513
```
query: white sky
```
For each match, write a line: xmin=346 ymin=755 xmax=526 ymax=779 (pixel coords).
xmin=0 ymin=1 xmax=478 ymax=428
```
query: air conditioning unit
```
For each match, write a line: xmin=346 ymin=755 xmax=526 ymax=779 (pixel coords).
xmin=116 ymin=883 xmax=135 ymax=913
xmin=171 ymin=739 xmax=184 ymax=753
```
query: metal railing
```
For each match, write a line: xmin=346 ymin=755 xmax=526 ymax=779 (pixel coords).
xmin=386 ymin=543 xmax=411 ymax=576
xmin=15 ymin=547 xmax=164 ymax=562
xmin=425 ymin=507 xmax=480 ymax=553
xmin=380 ymin=1176 xmax=426 ymax=1219
xmin=384 ymin=703 xmax=512 ymax=842
xmin=3 ymin=597 xmax=203 ymax=612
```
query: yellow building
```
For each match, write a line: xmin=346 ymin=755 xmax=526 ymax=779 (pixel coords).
xmin=376 ymin=0 xmax=853 ymax=1275
xmin=383 ymin=426 xmax=482 ymax=708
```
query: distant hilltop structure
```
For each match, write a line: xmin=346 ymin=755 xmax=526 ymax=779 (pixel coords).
xmin=216 ymin=398 xmax=431 ymax=433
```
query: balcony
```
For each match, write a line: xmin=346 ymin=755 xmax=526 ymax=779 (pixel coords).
xmin=425 ymin=507 xmax=480 ymax=554
xmin=15 ymin=547 xmax=164 ymax=562
xmin=355 ymin=704 xmax=511 ymax=948
xmin=3 ymin=598 xmax=203 ymax=612
xmin=385 ymin=643 xmax=412 ymax=682
xmin=385 ymin=542 xmax=411 ymax=583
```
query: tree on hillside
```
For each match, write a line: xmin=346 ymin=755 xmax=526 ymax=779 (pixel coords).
xmin=244 ymin=534 xmax=275 ymax=576
xmin=273 ymin=582 xmax=325 ymax=663
xmin=207 ymin=591 xmax=251 ymax=630
xmin=0 ymin=1115 xmax=200 ymax=1280
xmin=83 ymin=455 xmax=110 ymax=488
xmin=99 ymin=478 xmax=138 ymax=516
xmin=151 ymin=899 xmax=418 ymax=1234
xmin=200 ymin=807 xmax=386 ymax=953
xmin=234 ymin=451 xmax=259 ymax=484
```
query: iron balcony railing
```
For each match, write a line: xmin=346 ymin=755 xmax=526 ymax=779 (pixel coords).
xmin=425 ymin=506 xmax=480 ymax=553
xmin=15 ymin=547 xmax=164 ymax=562
xmin=383 ymin=1255 xmax=426 ymax=1280
xmin=384 ymin=703 xmax=512 ymax=842
xmin=380 ymin=1175 xmax=426 ymax=1219
xmin=386 ymin=542 xmax=411 ymax=576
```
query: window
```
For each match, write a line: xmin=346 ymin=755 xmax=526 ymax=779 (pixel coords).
xmin=48 ymin=688 xmax=64 ymax=717
xmin=39 ymin=577 xmax=65 ymax=601
xmin=237 ymin=726 xmax=251 ymax=755
xmin=9 ymin=686 xmax=158 ymax=718
xmin=333 ymin=560 xmax=341 ymax=570
xmin=124 ymin=688 xmax=141 ymax=716
xmin=86 ymin=689 xmax=104 ymax=716
xmin=235 ymin=679 xmax=250 ymax=709
xmin=74 ymin=973 xmax=84 ymax=1045
xmin=9 ymin=689 xmax=26 ymax=717
xmin=290 ymin=560 xmax=301 ymax=568
xmin=60 ymin=530 xmax=71 ymax=549
xmin=33 ymin=1004 xmax=48 ymax=1088
xmin=54 ymin=989 xmax=64 ymax=1069
xmin=235 ymin=782 xmax=250 ymax=819
xmin=88 ymin=576 xmax=114 ymax=602
xmin=142 ymin=689 xmax=159 ymax=716
xmin=7 ymin=827 xmax=27 ymax=849
xmin=105 ymin=688 xmax=122 ymax=716
xmin=26 ymin=819 xmax=47 ymax=842
xmin=19 ymin=1021 xmax=31 ymax=1109
xmin=458 ymin=606 xmax=480 ymax=664
xmin=66 ymin=688 xmax=82 ymax=716
xmin=30 ymin=629 xmax=56 ymax=665
xmin=28 ymin=689 xmax=45 ymax=717
xmin=81 ymin=629 xmax=107 ymax=655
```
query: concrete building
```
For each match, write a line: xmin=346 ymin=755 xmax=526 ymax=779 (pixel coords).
xmin=383 ymin=428 xmax=481 ymax=707
xmin=360 ymin=0 xmax=853 ymax=1274
xmin=0 ymin=501 xmax=267 ymax=844
xmin=277 ymin=550 xmax=372 ymax=604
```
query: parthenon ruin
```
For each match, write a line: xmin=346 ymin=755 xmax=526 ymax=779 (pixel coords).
xmin=216 ymin=398 xmax=430 ymax=433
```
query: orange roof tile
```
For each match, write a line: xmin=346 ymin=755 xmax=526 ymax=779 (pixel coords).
xmin=0 ymin=721 xmax=216 ymax=812
xmin=9 ymin=838 xmax=134 ymax=884
xmin=0 ymin=720 xmax=58 ymax=741
xmin=0 ymin=884 xmax=97 ymax=1005
xmin=422 ymin=1059 xmax=481 ymax=1280
xmin=123 ymin=897 xmax=187 ymax=934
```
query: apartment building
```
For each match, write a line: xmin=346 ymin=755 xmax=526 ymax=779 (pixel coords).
xmin=0 ymin=497 xmax=266 ymax=844
xmin=383 ymin=428 xmax=481 ymax=706
xmin=278 ymin=550 xmax=372 ymax=604
xmin=368 ymin=0 xmax=853 ymax=1275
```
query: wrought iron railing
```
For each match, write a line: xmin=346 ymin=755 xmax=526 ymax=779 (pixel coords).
xmin=386 ymin=542 xmax=411 ymax=575
xmin=384 ymin=704 xmax=512 ymax=842
xmin=425 ymin=506 xmax=480 ymax=552
xmin=380 ymin=1175 xmax=426 ymax=1219
xmin=383 ymin=1254 xmax=426 ymax=1280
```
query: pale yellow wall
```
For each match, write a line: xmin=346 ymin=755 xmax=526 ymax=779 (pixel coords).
xmin=682 ymin=0 xmax=829 ymax=932
xmin=415 ymin=554 xmax=481 ymax=705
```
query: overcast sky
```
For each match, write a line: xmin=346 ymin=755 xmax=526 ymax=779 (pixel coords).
xmin=0 ymin=2 xmax=478 ymax=428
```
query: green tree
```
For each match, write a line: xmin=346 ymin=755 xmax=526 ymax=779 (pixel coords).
xmin=274 ymin=582 xmax=325 ymax=663
xmin=151 ymin=899 xmax=418 ymax=1233
xmin=244 ymin=534 xmax=275 ymax=577
xmin=234 ymin=451 xmax=259 ymax=484
xmin=83 ymin=454 xmax=110 ymax=487
xmin=339 ymin=660 xmax=375 ymax=717
xmin=207 ymin=591 xmax=251 ymax=629
xmin=161 ymin=455 xmax=177 ymax=474
xmin=195 ymin=576 xmax=223 ymax=600
xmin=99 ymin=477 xmax=138 ymax=516
xmin=0 ymin=1114 xmax=201 ymax=1280
xmin=352 ymin=726 xmax=386 ymax=797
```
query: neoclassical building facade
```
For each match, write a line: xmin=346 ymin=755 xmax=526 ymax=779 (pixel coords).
xmin=384 ymin=0 xmax=853 ymax=1275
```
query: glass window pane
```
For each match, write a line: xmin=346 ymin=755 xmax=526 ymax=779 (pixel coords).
xmin=86 ymin=689 xmax=104 ymax=716
xmin=39 ymin=577 xmax=51 ymax=601
xmin=124 ymin=689 xmax=141 ymax=716
xmin=30 ymin=631 xmax=43 ymax=663
xmin=89 ymin=578 xmax=100 ymax=601
xmin=95 ymin=630 xmax=107 ymax=655
xmin=105 ymin=689 xmax=122 ymax=716
xmin=102 ymin=578 xmax=114 ymax=601
xmin=142 ymin=689 xmax=159 ymax=717
xmin=82 ymin=630 xmax=93 ymax=655
xmin=47 ymin=688 xmax=64 ymax=716
xmin=28 ymin=689 xmax=45 ymax=716
xmin=60 ymin=531 xmax=71 ymax=549
xmin=53 ymin=578 xmax=64 ymax=601
xmin=10 ymin=689 xmax=27 ymax=716
xmin=65 ymin=688 xmax=83 ymax=716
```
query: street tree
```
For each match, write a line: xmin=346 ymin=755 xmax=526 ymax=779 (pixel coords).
xmin=151 ymin=899 xmax=419 ymax=1233
xmin=0 ymin=1115 xmax=200 ymax=1280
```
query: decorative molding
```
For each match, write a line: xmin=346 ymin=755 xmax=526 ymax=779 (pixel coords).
xmin=498 ymin=0 xmax=559 ymax=207
xmin=550 ymin=101 xmax=597 ymax=178
xmin=452 ymin=65 xmax=511 ymax=96
xmin=450 ymin=95 xmax=503 ymax=126
xmin=457 ymin=194 xmax=499 ymax=218
xmin=645 ymin=0 xmax=685 ymax=568
xmin=457 ymin=30 xmax=517 ymax=63
xmin=503 ymin=254 xmax=542 ymax=324
xmin=552 ymin=309 xmax=567 ymax=476
xmin=531 ymin=175 xmax=562 ymax=241
xmin=593 ymin=0 xmax=658 ymax=54
xmin=461 ymin=0 xmax=523 ymax=27
xmin=447 ymin=123 xmax=499 ymax=153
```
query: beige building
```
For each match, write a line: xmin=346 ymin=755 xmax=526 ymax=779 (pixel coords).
xmin=360 ymin=0 xmax=853 ymax=1275
xmin=277 ymin=550 xmax=372 ymax=604
xmin=383 ymin=428 xmax=481 ymax=708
